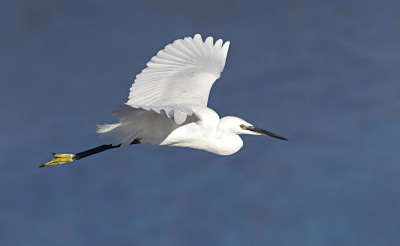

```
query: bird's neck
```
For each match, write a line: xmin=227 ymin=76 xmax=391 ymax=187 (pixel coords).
xmin=215 ymin=134 xmax=243 ymax=156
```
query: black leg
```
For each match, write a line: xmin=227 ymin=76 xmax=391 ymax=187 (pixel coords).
xmin=73 ymin=139 xmax=141 ymax=160
xmin=40 ymin=139 xmax=140 ymax=167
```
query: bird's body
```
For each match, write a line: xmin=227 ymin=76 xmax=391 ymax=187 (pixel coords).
xmin=41 ymin=34 xmax=287 ymax=167
xmin=121 ymin=106 xmax=243 ymax=155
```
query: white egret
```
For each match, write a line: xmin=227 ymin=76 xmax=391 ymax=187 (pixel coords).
xmin=41 ymin=34 xmax=287 ymax=167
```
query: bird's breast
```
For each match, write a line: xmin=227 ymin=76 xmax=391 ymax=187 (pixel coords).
xmin=161 ymin=124 xmax=243 ymax=156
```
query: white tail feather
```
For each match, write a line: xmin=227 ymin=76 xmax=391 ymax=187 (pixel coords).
xmin=97 ymin=105 xmax=159 ymax=146
xmin=96 ymin=123 xmax=122 ymax=133
xmin=99 ymin=123 xmax=141 ymax=146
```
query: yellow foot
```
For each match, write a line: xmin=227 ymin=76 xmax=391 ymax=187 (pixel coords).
xmin=39 ymin=154 xmax=76 ymax=168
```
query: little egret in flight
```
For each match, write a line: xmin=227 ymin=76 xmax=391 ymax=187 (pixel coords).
xmin=41 ymin=34 xmax=287 ymax=168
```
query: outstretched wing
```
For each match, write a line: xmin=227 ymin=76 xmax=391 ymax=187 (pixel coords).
xmin=126 ymin=34 xmax=230 ymax=123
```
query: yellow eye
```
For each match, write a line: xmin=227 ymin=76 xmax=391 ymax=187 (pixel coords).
xmin=240 ymin=124 xmax=246 ymax=129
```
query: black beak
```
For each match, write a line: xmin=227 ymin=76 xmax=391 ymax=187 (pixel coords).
xmin=247 ymin=126 xmax=288 ymax=141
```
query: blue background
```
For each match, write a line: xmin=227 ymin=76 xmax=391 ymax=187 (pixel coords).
xmin=2 ymin=0 xmax=400 ymax=245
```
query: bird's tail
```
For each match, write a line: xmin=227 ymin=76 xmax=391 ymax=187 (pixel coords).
xmin=96 ymin=104 xmax=157 ymax=147
xmin=96 ymin=123 xmax=121 ymax=133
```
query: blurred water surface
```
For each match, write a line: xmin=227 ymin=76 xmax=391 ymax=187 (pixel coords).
xmin=1 ymin=0 xmax=400 ymax=245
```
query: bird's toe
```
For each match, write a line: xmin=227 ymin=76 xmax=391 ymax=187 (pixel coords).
xmin=40 ymin=154 xmax=76 ymax=168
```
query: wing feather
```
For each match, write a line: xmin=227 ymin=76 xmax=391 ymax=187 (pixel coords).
xmin=126 ymin=34 xmax=230 ymax=124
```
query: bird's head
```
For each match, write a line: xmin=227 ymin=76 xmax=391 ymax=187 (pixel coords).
xmin=218 ymin=116 xmax=288 ymax=141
